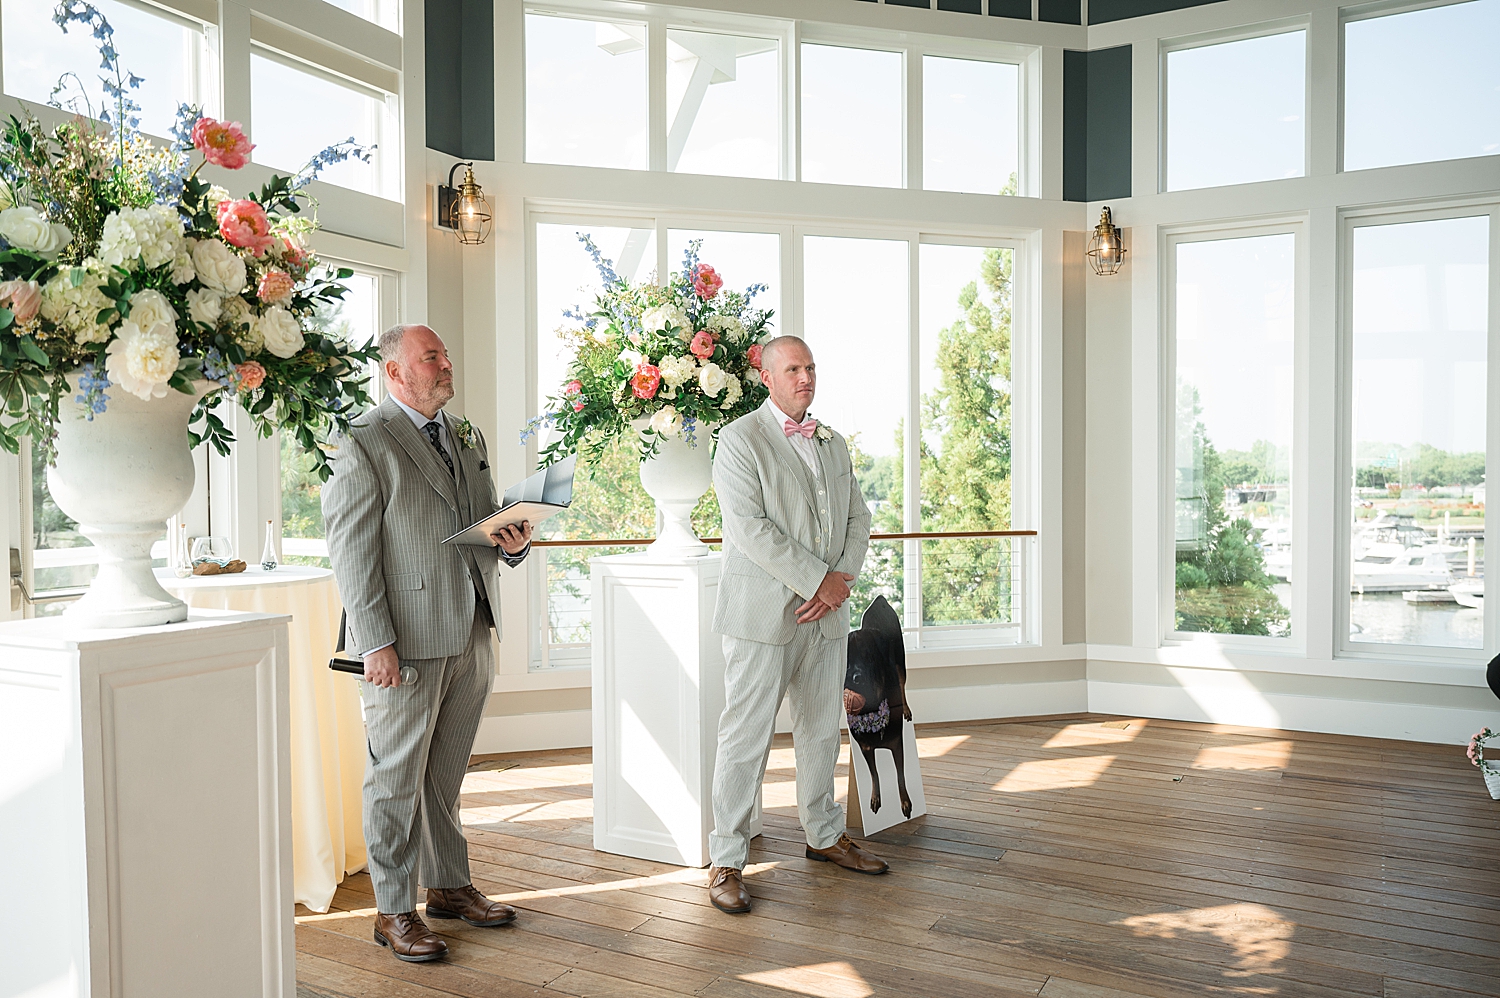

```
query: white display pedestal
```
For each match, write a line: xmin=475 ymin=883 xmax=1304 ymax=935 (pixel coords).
xmin=591 ymin=552 xmax=759 ymax=867
xmin=0 ymin=610 xmax=294 ymax=998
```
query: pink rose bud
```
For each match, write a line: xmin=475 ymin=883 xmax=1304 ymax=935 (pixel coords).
xmin=191 ymin=116 xmax=255 ymax=170
xmin=690 ymin=330 xmax=716 ymax=361
xmin=0 ymin=279 xmax=42 ymax=324
xmin=631 ymin=364 xmax=662 ymax=400
xmin=235 ymin=361 xmax=267 ymax=391
xmin=257 ymin=269 xmax=295 ymax=305
xmin=281 ymin=235 xmax=309 ymax=268
xmin=216 ymin=199 xmax=275 ymax=256
xmin=691 ymin=263 xmax=723 ymax=300
xmin=572 ymin=398 xmax=585 ymax=412
xmin=747 ymin=343 xmax=763 ymax=370
xmin=564 ymin=379 xmax=583 ymax=396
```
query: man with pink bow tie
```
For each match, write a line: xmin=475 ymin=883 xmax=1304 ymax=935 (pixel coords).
xmin=705 ymin=334 xmax=884 ymax=915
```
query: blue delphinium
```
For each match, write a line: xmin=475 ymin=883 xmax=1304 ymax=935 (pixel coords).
xmin=53 ymin=2 xmax=143 ymax=143
xmin=519 ymin=412 xmax=557 ymax=445
xmin=682 ymin=415 xmax=698 ymax=448
xmin=201 ymin=348 xmax=234 ymax=388
xmin=577 ymin=233 xmax=621 ymax=288
xmin=293 ymin=139 xmax=375 ymax=190
xmin=74 ymin=363 xmax=110 ymax=421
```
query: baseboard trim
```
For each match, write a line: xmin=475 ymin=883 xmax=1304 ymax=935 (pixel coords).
xmin=473 ymin=709 xmax=592 ymax=754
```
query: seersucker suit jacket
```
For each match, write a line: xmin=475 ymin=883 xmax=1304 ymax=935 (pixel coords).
xmin=322 ymin=395 xmax=524 ymax=661
xmin=712 ymin=399 xmax=872 ymax=646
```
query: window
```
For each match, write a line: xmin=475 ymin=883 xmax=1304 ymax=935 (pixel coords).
xmin=525 ymin=13 xmax=648 ymax=170
xmin=800 ymin=44 xmax=903 ymax=188
xmin=1348 ymin=214 xmax=1489 ymax=651
xmin=2 ymin=0 xmax=203 ymax=139
xmin=250 ymin=52 xmax=398 ymax=199
xmin=279 ymin=267 xmax=382 ymax=567
xmin=1164 ymin=30 xmax=1305 ymax=191
xmin=667 ymin=29 xmax=780 ymax=179
xmin=1344 ymin=0 xmax=1500 ymax=173
xmin=1173 ymin=232 xmax=1296 ymax=638
xmin=322 ymin=0 xmax=400 ymax=32
xmin=922 ymin=56 xmax=1019 ymax=195
xmin=27 ymin=440 xmax=97 ymax=599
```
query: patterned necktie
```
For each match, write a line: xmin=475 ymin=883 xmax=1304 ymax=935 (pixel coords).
xmin=423 ymin=420 xmax=454 ymax=476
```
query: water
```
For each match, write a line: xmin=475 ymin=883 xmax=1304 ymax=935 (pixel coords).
xmin=1349 ymin=591 xmax=1482 ymax=649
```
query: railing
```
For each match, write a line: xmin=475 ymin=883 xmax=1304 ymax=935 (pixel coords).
xmin=530 ymin=529 xmax=1035 ymax=547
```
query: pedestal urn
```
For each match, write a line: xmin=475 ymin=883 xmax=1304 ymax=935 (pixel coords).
xmin=635 ymin=420 xmax=715 ymax=558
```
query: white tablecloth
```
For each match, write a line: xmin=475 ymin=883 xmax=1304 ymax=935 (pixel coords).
xmin=156 ymin=566 xmax=366 ymax=912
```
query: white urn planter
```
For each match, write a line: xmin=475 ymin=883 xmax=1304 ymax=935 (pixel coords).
xmin=47 ymin=371 xmax=206 ymax=628
xmin=635 ymin=420 xmax=714 ymax=559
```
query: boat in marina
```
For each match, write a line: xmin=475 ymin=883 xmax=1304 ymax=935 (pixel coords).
xmin=1449 ymin=577 xmax=1484 ymax=609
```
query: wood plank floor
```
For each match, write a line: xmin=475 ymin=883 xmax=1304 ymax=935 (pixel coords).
xmin=294 ymin=714 xmax=1500 ymax=998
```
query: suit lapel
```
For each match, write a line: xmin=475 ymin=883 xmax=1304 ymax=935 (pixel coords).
xmin=756 ymin=403 xmax=820 ymax=518
xmin=379 ymin=397 xmax=459 ymax=510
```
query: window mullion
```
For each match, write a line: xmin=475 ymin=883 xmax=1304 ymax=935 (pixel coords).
xmin=648 ymin=17 xmax=667 ymax=172
xmin=905 ymin=233 xmax=922 ymax=635
xmin=905 ymin=45 xmax=921 ymax=192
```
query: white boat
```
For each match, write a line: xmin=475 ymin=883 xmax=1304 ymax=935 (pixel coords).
xmin=1449 ymin=577 xmax=1484 ymax=609
xmin=1352 ymin=547 xmax=1453 ymax=593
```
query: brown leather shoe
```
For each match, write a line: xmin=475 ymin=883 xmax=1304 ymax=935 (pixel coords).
xmin=806 ymin=833 xmax=889 ymax=874
xmin=373 ymin=911 xmax=448 ymax=962
xmin=425 ymin=885 xmax=518 ymax=927
xmin=708 ymin=866 xmax=752 ymax=914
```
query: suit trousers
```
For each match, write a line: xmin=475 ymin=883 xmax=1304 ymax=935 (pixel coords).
xmin=709 ymin=625 xmax=847 ymax=870
xmin=360 ymin=611 xmax=491 ymax=913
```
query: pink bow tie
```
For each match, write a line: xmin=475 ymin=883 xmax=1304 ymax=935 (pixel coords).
xmin=783 ymin=418 xmax=817 ymax=439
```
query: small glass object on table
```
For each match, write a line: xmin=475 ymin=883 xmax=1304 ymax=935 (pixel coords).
xmin=261 ymin=520 xmax=279 ymax=572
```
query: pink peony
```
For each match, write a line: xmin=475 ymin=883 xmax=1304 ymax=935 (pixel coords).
xmin=690 ymin=330 xmax=716 ymax=361
xmin=631 ymin=364 xmax=661 ymax=400
xmin=747 ymin=342 xmax=763 ymax=370
xmin=280 ymin=235 xmax=309 ymax=269
xmin=564 ymin=379 xmax=583 ymax=396
xmin=235 ymin=361 xmax=266 ymax=392
xmin=257 ymin=269 xmax=294 ymax=304
xmin=0 ymin=279 xmax=42 ymax=323
xmin=216 ymin=199 xmax=275 ymax=256
xmin=191 ymin=116 xmax=255 ymax=170
xmin=691 ymin=263 xmax=723 ymax=300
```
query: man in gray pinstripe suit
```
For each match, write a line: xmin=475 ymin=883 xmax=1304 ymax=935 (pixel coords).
xmin=323 ymin=324 xmax=531 ymax=962
xmin=707 ymin=335 xmax=887 ymax=914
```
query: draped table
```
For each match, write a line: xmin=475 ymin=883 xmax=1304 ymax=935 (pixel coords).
xmin=156 ymin=566 xmax=366 ymax=912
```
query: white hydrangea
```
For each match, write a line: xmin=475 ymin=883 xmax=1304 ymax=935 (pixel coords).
xmin=97 ymin=205 xmax=185 ymax=271
xmin=170 ymin=248 xmax=195 ymax=284
xmin=255 ymin=305 xmax=304 ymax=359
xmin=185 ymin=287 xmax=222 ymax=328
xmin=658 ymin=354 xmax=696 ymax=390
xmin=720 ymin=376 xmax=742 ymax=409
xmin=697 ymin=361 xmax=730 ymax=398
xmin=641 ymin=303 xmax=689 ymax=336
xmin=220 ymin=296 xmax=261 ymax=352
xmin=40 ymin=263 xmax=113 ymax=343
xmin=191 ymin=237 xmax=247 ymax=294
xmin=106 ymin=321 xmax=179 ymax=400
xmin=706 ymin=313 xmax=747 ymax=343
xmin=648 ymin=405 xmax=681 ymax=437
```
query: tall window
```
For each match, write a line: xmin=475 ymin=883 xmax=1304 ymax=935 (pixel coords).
xmin=800 ymin=44 xmax=903 ymax=188
xmin=1348 ymin=214 xmax=1489 ymax=651
xmin=2 ymin=0 xmax=203 ymax=139
xmin=525 ymin=14 xmax=648 ymax=170
xmin=1173 ymin=232 xmax=1295 ymax=638
xmin=667 ymin=29 xmax=780 ymax=179
xmin=922 ymin=56 xmax=1019 ymax=195
xmin=1164 ymin=30 xmax=1305 ymax=191
xmin=1344 ymin=0 xmax=1500 ymax=173
xmin=250 ymin=52 xmax=397 ymax=199
xmin=323 ymin=0 xmax=400 ymax=32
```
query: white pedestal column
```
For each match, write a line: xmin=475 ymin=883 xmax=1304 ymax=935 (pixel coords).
xmin=591 ymin=552 xmax=759 ymax=867
xmin=0 ymin=610 xmax=294 ymax=998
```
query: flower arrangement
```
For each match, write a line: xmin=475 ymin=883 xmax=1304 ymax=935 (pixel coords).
xmin=530 ymin=235 xmax=774 ymax=465
xmin=0 ymin=3 xmax=378 ymax=479
xmin=1466 ymin=727 xmax=1497 ymax=772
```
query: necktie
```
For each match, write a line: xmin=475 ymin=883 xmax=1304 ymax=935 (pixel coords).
xmin=423 ymin=420 xmax=454 ymax=476
xmin=783 ymin=417 xmax=817 ymax=439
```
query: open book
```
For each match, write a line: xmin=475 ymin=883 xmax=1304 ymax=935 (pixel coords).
xmin=442 ymin=454 xmax=576 ymax=547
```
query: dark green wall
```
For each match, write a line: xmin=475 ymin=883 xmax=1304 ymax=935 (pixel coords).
xmin=1088 ymin=0 xmax=1228 ymax=24
xmin=1062 ymin=45 xmax=1132 ymax=202
xmin=425 ymin=0 xmax=494 ymax=161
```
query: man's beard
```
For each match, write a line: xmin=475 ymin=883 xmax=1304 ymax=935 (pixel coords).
xmin=414 ymin=379 xmax=455 ymax=412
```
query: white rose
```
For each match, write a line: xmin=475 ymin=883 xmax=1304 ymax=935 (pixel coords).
xmin=697 ymin=361 xmax=729 ymax=398
xmin=186 ymin=287 xmax=222 ymax=327
xmin=641 ymin=304 xmax=688 ymax=336
xmin=255 ymin=305 xmax=304 ymax=359
xmin=648 ymin=405 xmax=681 ymax=437
xmin=191 ymin=238 xmax=247 ymax=294
xmin=618 ymin=348 xmax=644 ymax=371
xmin=0 ymin=206 xmax=72 ymax=258
xmin=126 ymin=288 xmax=178 ymax=335
xmin=105 ymin=321 xmax=178 ymax=400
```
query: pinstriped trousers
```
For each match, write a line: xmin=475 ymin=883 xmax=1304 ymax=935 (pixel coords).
xmin=709 ymin=625 xmax=847 ymax=871
xmin=360 ymin=611 xmax=492 ymax=913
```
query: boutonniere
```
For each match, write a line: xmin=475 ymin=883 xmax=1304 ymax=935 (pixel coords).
xmin=453 ymin=417 xmax=480 ymax=450
xmin=814 ymin=423 xmax=833 ymax=443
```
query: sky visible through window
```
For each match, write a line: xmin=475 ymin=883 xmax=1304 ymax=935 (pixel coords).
xmin=801 ymin=44 xmax=903 ymax=188
xmin=526 ymin=14 xmax=647 ymax=170
xmin=250 ymin=54 xmax=387 ymax=197
xmin=923 ymin=56 xmax=1019 ymax=195
xmin=666 ymin=29 xmax=779 ymax=179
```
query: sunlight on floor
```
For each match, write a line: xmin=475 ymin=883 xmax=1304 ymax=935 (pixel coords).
xmin=1116 ymin=903 xmax=1292 ymax=976
xmin=993 ymin=755 xmax=1116 ymax=792
xmin=1043 ymin=721 xmax=1144 ymax=748
xmin=1192 ymin=740 xmax=1293 ymax=772
xmin=739 ymin=962 xmax=874 ymax=998
xmin=914 ymin=734 xmax=971 ymax=758
xmin=460 ymin=798 xmax=592 ymax=825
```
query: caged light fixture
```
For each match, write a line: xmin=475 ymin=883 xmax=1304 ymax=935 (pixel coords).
xmin=437 ymin=161 xmax=492 ymax=245
xmin=1086 ymin=206 xmax=1126 ymax=276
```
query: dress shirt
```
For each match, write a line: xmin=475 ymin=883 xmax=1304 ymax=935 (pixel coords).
xmin=390 ymin=394 xmax=451 ymax=456
xmin=769 ymin=400 xmax=821 ymax=478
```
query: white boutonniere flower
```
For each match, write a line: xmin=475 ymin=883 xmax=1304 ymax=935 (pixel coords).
xmin=814 ymin=422 xmax=833 ymax=443
xmin=453 ymin=417 xmax=480 ymax=450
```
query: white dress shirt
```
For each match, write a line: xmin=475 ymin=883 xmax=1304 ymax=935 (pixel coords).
xmin=769 ymin=400 xmax=821 ymax=478
xmin=390 ymin=394 xmax=452 ymax=455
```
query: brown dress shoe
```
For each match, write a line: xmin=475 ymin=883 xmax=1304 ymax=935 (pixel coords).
xmin=806 ymin=833 xmax=889 ymax=874
xmin=426 ymin=885 xmax=518 ymax=927
xmin=373 ymin=911 xmax=448 ymax=962
xmin=708 ymin=866 xmax=752 ymax=913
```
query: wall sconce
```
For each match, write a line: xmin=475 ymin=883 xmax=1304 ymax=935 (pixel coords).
xmin=1086 ymin=206 xmax=1126 ymax=276
xmin=436 ymin=161 xmax=492 ymax=245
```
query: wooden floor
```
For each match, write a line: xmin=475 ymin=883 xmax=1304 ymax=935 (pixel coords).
xmin=294 ymin=714 xmax=1500 ymax=998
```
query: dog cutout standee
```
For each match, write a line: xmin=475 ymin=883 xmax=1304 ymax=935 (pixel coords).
xmin=843 ymin=596 xmax=926 ymax=836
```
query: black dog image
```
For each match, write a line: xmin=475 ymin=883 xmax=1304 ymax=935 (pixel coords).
xmin=844 ymin=596 xmax=913 ymax=818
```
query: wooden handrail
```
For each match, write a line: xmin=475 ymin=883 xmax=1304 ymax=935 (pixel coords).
xmin=530 ymin=529 xmax=1037 ymax=549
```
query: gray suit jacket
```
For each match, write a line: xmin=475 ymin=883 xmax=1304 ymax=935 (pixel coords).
xmin=712 ymin=400 xmax=872 ymax=645
xmin=322 ymin=395 xmax=526 ymax=660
